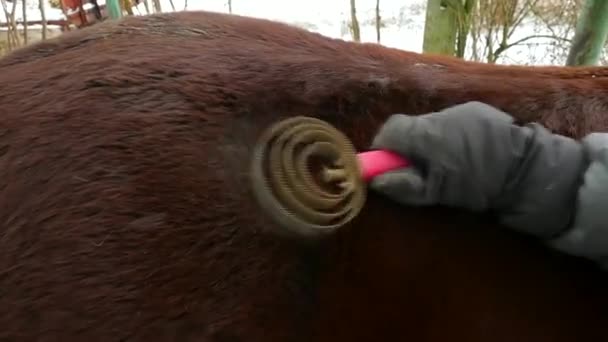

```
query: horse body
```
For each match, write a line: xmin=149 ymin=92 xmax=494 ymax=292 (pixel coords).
xmin=0 ymin=10 xmax=607 ymax=341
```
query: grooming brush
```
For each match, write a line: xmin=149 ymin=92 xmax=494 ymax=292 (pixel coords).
xmin=250 ymin=116 xmax=410 ymax=239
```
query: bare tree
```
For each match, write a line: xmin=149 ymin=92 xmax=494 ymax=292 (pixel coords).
xmin=21 ymin=0 xmax=27 ymax=44
xmin=349 ymin=0 xmax=360 ymax=42
xmin=466 ymin=0 xmax=572 ymax=63
xmin=529 ymin=0 xmax=582 ymax=64
xmin=39 ymin=0 xmax=46 ymax=39
xmin=227 ymin=0 xmax=232 ymax=14
xmin=454 ymin=0 xmax=477 ymax=58
xmin=1 ymin=0 xmax=20 ymax=49
xmin=151 ymin=0 xmax=161 ymax=13
xmin=141 ymin=0 xmax=150 ymax=14
xmin=375 ymin=0 xmax=380 ymax=42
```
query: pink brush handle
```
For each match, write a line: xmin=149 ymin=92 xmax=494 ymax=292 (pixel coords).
xmin=357 ymin=150 xmax=410 ymax=182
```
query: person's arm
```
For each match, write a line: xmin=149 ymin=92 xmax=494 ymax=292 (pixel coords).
xmin=369 ymin=101 xmax=608 ymax=267
xmin=548 ymin=133 xmax=608 ymax=268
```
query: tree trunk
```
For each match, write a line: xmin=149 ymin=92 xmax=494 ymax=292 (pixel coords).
xmin=38 ymin=0 xmax=46 ymax=39
xmin=566 ymin=0 xmax=608 ymax=66
xmin=375 ymin=0 xmax=381 ymax=43
xmin=422 ymin=0 xmax=458 ymax=55
xmin=349 ymin=0 xmax=360 ymax=42
xmin=455 ymin=0 xmax=476 ymax=58
xmin=21 ymin=0 xmax=27 ymax=45
xmin=141 ymin=0 xmax=150 ymax=14
xmin=106 ymin=0 xmax=122 ymax=19
xmin=227 ymin=0 xmax=232 ymax=14
xmin=151 ymin=0 xmax=161 ymax=13
xmin=2 ymin=0 xmax=21 ymax=49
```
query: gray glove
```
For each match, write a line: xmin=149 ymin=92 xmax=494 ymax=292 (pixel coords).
xmin=369 ymin=101 xmax=586 ymax=239
xmin=549 ymin=133 xmax=608 ymax=263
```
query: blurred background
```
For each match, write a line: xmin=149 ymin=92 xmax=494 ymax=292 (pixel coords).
xmin=1 ymin=0 xmax=607 ymax=66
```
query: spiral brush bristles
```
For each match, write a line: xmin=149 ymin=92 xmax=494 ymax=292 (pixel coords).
xmin=250 ymin=116 xmax=367 ymax=238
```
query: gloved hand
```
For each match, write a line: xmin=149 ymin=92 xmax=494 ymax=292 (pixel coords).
xmin=368 ymin=101 xmax=585 ymax=239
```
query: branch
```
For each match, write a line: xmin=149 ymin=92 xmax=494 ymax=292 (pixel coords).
xmin=494 ymin=34 xmax=572 ymax=57
xmin=507 ymin=0 xmax=539 ymax=39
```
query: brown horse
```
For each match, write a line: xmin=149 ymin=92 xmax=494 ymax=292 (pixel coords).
xmin=0 ymin=10 xmax=607 ymax=341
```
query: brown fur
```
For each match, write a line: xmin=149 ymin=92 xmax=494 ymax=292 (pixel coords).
xmin=0 ymin=10 xmax=607 ymax=341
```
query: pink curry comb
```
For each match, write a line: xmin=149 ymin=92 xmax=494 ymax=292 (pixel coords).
xmin=357 ymin=150 xmax=411 ymax=182
xmin=250 ymin=116 xmax=411 ymax=239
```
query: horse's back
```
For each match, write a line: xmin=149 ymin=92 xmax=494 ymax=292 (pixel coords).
xmin=1 ymin=10 xmax=607 ymax=342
